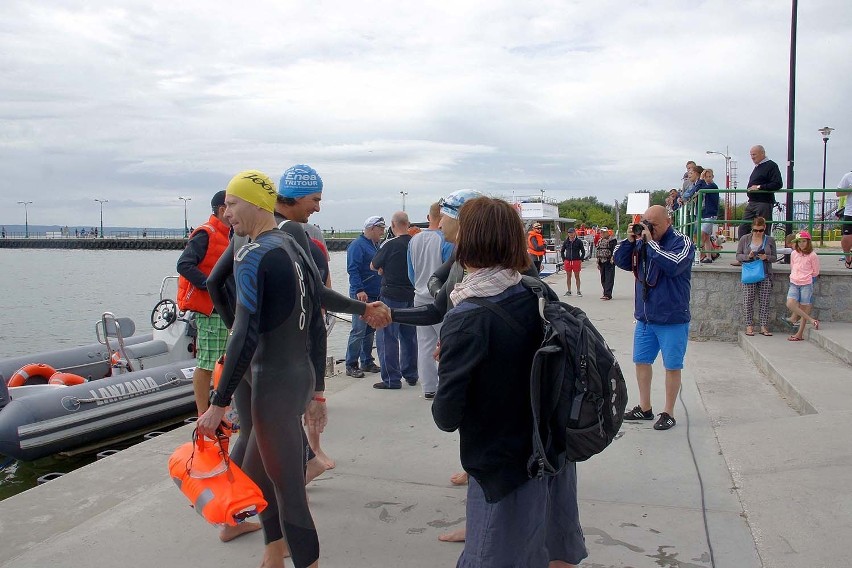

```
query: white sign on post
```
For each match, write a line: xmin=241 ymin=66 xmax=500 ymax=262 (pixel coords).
xmin=626 ymin=192 xmax=650 ymax=215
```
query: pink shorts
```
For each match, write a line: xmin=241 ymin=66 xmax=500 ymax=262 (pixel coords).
xmin=563 ymin=260 xmax=582 ymax=273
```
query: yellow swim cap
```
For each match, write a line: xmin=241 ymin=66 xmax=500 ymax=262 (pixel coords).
xmin=225 ymin=170 xmax=277 ymax=213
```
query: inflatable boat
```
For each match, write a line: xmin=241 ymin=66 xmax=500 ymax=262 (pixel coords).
xmin=0 ymin=278 xmax=197 ymax=461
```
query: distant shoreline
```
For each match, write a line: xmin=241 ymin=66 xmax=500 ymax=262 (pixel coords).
xmin=0 ymin=237 xmax=356 ymax=251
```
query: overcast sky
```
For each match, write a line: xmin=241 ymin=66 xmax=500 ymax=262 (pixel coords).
xmin=1 ymin=0 xmax=849 ymax=230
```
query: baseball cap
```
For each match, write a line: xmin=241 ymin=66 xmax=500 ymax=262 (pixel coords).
xmin=793 ymin=230 xmax=812 ymax=241
xmin=567 ymin=227 xmax=576 ymax=233
xmin=279 ymin=164 xmax=323 ymax=198
xmin=364 ymin=215 xmax=386 ymax=229
xmin=532 ymin=222 xmax=543 ymax=229
xmin=439 ymin=189 xmax=484 ymax=220
xmin=225 ymin=170 xmax=277 ymax=213
xmin=211 ymin=190 xmax=226 ymax=209
xmin=600 ymin=227 xmax=609 ymax=232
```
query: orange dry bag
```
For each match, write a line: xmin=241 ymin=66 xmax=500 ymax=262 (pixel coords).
xmin=168 ymin=429 xmax=267 ymax=526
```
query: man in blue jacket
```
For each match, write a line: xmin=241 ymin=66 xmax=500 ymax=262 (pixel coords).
xmin=613 ymin=205 xmax=695 ymax=431
xmin=344 ymin=216 xmax=386 ymax=377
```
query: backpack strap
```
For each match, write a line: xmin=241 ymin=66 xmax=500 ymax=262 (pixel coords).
xmin=465 ymin=297 xmax=526 ymax=335
xmin=518 ymin=275 xmax=550 ymax=320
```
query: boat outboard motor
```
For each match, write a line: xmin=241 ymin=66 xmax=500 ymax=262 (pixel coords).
xmin=0 ymin=374 xmax=9 ymax=410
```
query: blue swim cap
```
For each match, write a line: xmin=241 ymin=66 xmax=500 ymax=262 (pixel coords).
xmin=279 ymin=164 xmax=323 ymax=198
xmin=439 ymin=189 xmax=483 ymax=219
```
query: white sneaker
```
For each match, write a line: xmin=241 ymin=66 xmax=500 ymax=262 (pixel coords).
xmin=564 ymin=290 xmax=572 ymax=296
xmin=576 ymin=291 xmax=583 ymax=297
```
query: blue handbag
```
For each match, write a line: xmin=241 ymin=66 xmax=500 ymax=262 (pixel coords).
xmin=741 ymin=236 xmax=767 ymax=284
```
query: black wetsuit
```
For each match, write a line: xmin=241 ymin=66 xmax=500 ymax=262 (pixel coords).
xmin=209 ymin=229 xmax=322 ymax=568
xmin=206 ymin=219 xmax=367 ymax=567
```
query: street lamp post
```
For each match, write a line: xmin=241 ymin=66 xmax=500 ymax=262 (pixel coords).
xmin=178 ymin=196 xmax=191 ymax=237
xmin=94 ymin=199 xmax=108 ymax=238
xmin=399 ymin=190 xmax=408 ymax=212
xmin=17 ymin=201 xmax=33 ymax=238
xmin=819 ymin=126 xmax=834 ymax=246
xmin=706 ymin=148 xmax=732 ymax=230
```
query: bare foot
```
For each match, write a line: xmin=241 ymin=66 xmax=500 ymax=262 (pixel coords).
xmin=449 ymin=471 xmax=468 ymax=486
xmin=305 ymin=457 xmax=327 ymax=484
xmin=219 ymin=521 xmax=261 ymax=542
xmin=438 ymin=528 xmax=466 ymax=542
xmin=260 ymin=539 xmax=290 ymax=568
xmin=315 ymin=449 xmax=336 ymax=470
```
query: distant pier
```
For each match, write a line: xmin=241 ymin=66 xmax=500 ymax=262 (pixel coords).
xmin=0 ymin=237 xmax=354 ymax=251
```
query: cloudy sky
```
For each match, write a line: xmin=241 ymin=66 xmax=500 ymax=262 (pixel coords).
xmin=1 ymin=0 xmax=849 ymax=231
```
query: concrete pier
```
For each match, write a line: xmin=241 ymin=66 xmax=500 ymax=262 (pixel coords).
xmin=1 ymin=263 xmax=850 ymax=567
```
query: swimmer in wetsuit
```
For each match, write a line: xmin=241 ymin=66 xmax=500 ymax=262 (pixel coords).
xmin=198 ymin=170 xmax=324 ymax=568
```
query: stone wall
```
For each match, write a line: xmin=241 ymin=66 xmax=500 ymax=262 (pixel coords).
xmin=690 ymin=262 xmax=852 ymax=341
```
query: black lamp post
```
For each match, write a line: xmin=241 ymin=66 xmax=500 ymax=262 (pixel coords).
xmin=17 ymin=201 xmax=32 ymax=238
xmin=819 ymin=127 xmax=834 ymax=246
xmin=178 ymin=196 xmax=191 ymax=237
xmin=94 ymin=199 xmax=108 ymax=238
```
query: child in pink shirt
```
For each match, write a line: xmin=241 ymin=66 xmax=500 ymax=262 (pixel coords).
xmin=786 ymin=231 xmax=820 ymax=341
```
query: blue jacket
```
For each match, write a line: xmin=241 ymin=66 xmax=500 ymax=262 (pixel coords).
xmin=613 ymin=226 xmax=695 ymax=324
xmin=701 ymin=182 xmax=720 ymax=218
xmin=682 ymin=179 xmax=707 ymax=201
xmin=347 ymin=234 xmax=382 ymax=298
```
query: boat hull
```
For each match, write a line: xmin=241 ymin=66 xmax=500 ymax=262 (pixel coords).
xmin=0 ymin=360 xmax=195 ymax=461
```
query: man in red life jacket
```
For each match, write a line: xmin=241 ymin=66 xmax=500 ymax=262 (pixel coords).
xmin=527 ymin=221 xmax=546 ymax=272
xmin=176 ymin=190 xmax=232 ymax=415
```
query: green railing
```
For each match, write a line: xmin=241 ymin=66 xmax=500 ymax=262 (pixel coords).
xmin=675 ymin=188 xmax=850 ymax=257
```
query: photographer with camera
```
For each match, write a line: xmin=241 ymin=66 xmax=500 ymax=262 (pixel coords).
xmin=614 ymin=205 xmax=695 ymax=431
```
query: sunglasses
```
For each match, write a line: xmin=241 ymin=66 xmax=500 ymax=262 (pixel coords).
xmin=752 ymin=228 xmax=765 ymax=232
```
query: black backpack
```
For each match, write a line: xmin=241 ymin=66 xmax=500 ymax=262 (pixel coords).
xmin=470 ymin=276 xmax=627 ymax=475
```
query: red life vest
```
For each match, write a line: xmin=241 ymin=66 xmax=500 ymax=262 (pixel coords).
xmin=177 ymin=214 xmax=230 ymax=316
xmin=527 ymin=230 xmax=545 ymax=258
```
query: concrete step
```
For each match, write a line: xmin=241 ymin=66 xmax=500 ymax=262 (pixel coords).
xmin=738 ymin=329 xmax=852 ymax=416
xmin=808 ymin=322 xmax=852 ymax=366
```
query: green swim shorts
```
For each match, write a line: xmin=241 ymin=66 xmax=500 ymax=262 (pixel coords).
xmin=195 ymin=312 xmax=229 ymax=371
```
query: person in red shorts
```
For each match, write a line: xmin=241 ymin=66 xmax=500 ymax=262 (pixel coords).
xmin=560 ymin=227 xmax=586 ymax=297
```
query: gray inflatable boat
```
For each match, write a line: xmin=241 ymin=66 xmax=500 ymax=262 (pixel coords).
xmin=0 ymin=282 xmax=197 ymax=461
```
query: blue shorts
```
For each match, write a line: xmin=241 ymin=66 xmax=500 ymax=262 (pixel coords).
xmin=633 ymin=322 xmax=689 ymax=370
xmin=787 ymin=283 xmax=814 ymax=305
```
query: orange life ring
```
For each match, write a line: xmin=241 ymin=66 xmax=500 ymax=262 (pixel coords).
xmin=8 ymin=363 xmax=58 ymax=387
xmin=48 ymin=372 xmax=87 ymax=386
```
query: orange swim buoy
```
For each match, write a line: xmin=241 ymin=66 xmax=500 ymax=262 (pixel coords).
xmin=8 ymin=363 xmax=58 ymax=387
xmin=168 ymin=431 xmax=267 ymax=526
xmin=212 ymin=356 xmax=225 ymax=389
xmin=48 ymin=372 xmax=87 ymax=386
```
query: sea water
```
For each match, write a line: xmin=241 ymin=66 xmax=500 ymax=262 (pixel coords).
xmin=0 ymin=248 xmax=354 ymax=499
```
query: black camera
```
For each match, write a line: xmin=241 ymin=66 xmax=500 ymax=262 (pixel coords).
xmin=631 ymin=223 xmax=645 ymax=236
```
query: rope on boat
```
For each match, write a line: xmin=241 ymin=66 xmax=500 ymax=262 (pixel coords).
xmin=61 ymin=375 xmax=187 ymax=410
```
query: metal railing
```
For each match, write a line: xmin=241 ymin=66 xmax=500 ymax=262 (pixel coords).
xmin=675 ymin=188 xmax=850 ymax=257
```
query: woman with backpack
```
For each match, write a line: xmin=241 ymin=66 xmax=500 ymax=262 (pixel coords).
xmin=431 ymin=196 xmax=586 ymax=568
